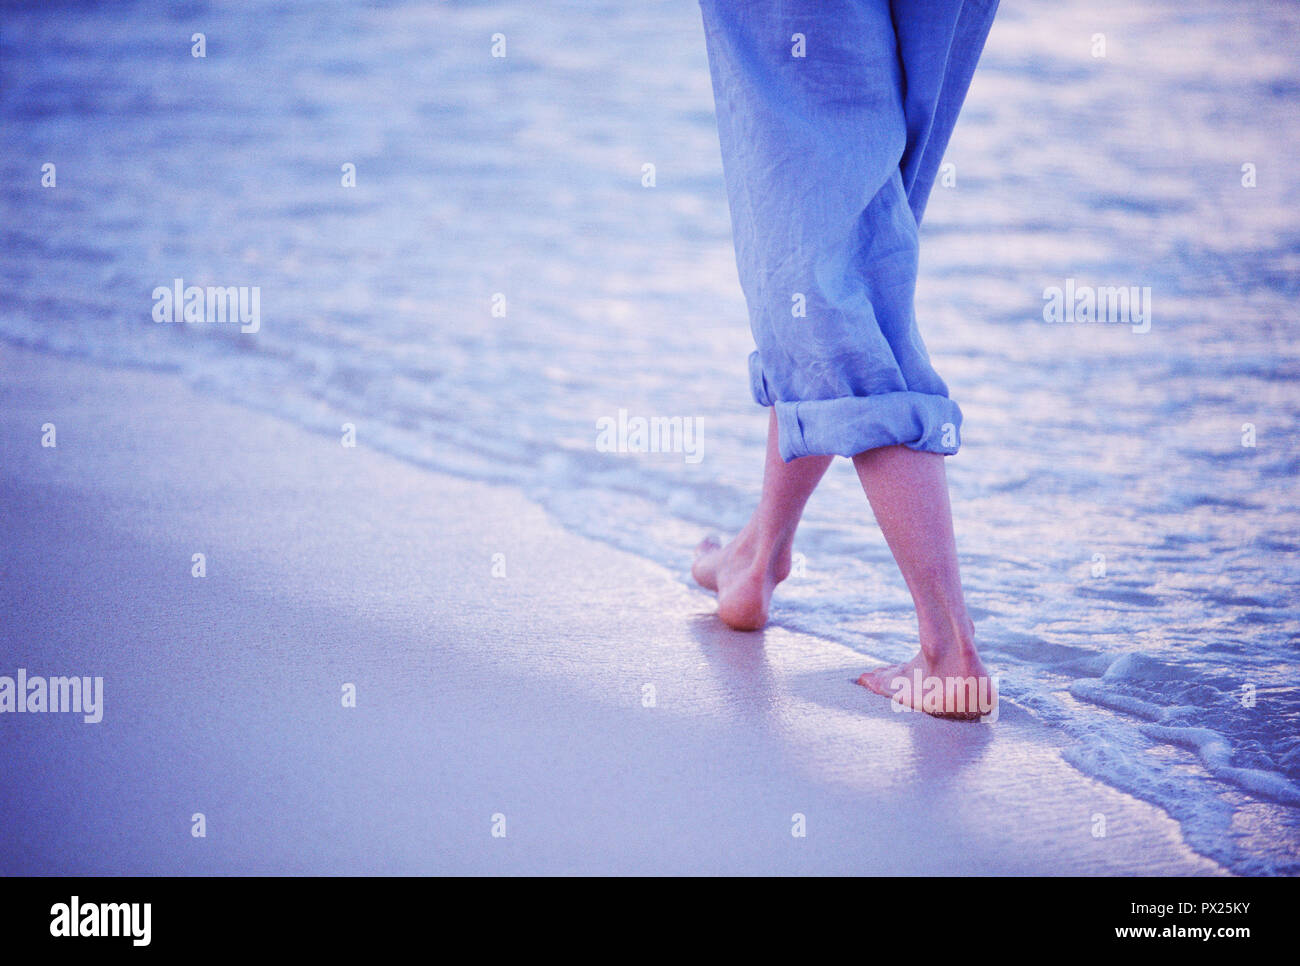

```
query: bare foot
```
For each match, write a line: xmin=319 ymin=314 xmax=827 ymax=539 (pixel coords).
xmin=691 ymin=527 xmax=792 ymax=631
xmin=856 ymin=648 xmax=996 ymax=721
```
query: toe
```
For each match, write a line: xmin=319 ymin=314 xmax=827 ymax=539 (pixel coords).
xmin=855 ymin=668 xmax=890 ymax=696
xmin=691 ymin=536 xmax=724 ymax=591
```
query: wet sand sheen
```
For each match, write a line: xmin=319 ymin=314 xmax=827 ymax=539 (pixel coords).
xmin=0 ymin=345 xmax=1221 ymax=874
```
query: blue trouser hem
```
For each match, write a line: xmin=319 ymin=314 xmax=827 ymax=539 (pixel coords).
xmin=751 ymin=351 xmax=960 ymax=460
xmin=774 ymin=394 xmax=962 ymax=461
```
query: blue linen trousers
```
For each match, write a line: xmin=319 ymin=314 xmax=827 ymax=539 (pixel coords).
xmin=699 ymin=0 xmax=999 ymax=460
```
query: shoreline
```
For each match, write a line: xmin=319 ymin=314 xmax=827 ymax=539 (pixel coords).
xmin=0 ymin=343 xmax=1223 ymax=874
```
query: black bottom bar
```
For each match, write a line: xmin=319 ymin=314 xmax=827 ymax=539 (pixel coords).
xmin=0 ymin=875 xmax=1291 ymax=953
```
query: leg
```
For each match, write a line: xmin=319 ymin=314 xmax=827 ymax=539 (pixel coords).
xmin=693 ymin=409 xmax=832 ymax=630
xmin=851 ymin=445 xmax=993 ymax=718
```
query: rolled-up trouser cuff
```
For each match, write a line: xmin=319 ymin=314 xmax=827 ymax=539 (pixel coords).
xmin=773 ymin=393 xmax=962 ymax=460
xmin=749 ymin=351 xmax=962 ymax=460
xmin=748 ymin=348 xmax=961 ymax=460
xmin=748 ymin=350 xmax=777 ymax=407
xmin=773 ymin=393 xmax=961 ymax=460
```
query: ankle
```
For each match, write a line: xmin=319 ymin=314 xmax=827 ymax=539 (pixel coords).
xmin=738 ymin=519 xmax=795 ymax=564
xmin=757 ymin=530 xmax=797 ymax=579
xmin=919 ymin=614 xmax=978 ymax=664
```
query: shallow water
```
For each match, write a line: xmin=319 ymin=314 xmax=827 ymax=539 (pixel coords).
xmin=2 ymin=0 xmax=1298 ymax=874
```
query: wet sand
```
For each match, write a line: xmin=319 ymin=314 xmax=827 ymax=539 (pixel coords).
xmin=0 ymin=345 xmax=1222 ymax=874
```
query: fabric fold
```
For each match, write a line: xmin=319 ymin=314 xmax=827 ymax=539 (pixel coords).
xmin=700 ymin=0 xmax=999 ymax=462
